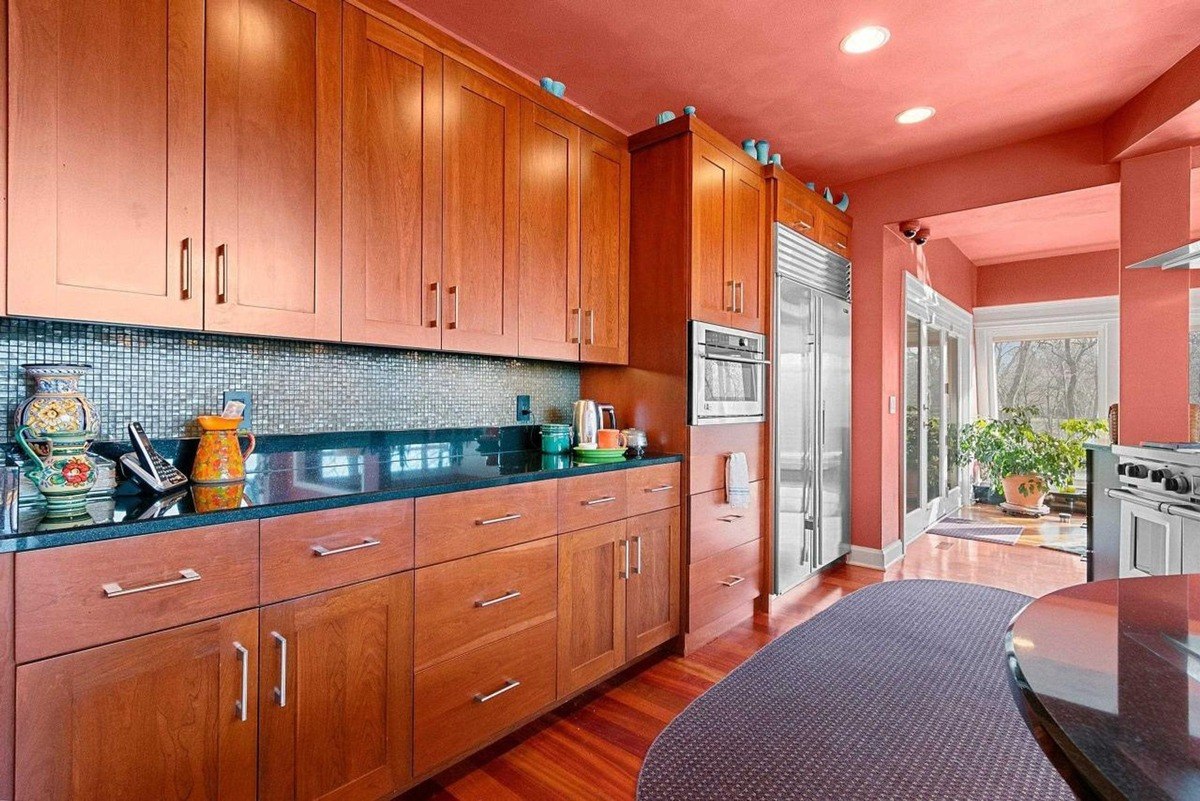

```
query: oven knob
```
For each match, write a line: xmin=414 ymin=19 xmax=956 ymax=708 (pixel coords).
xmin=1165 ymin=475 xmax=1192 ymax=494
xmin=1126 ymin=464 xmax=1150 ymax=479
xmin=1151 ymin=468 xmax=1169 ymax=483
xmin=1116 ymin=462 xmax=1130 ymax=476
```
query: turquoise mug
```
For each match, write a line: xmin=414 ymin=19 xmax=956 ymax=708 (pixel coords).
xmin=537 ymin=424 xmax=572 ymax=455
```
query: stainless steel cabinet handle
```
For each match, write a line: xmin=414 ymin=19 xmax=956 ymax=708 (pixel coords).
xmin=103 ymin=568 xmax=200 ymax=598
xmin=234 ymin=642 xmax=249 ymax=722
xmin=720 ymin=575 xmax=745 ymax=587
xmin=797 ymin=219 xmax=813 ymax=231
xmin=430 ymin=281 xmax=442 ymax=329
xmin=181 ymin=237 xmax=193 ymax=300
xmin=475 ymin=679 xmax=520 ymax=703
xmin=727 ymin=280 xmax=736 ymax=311
xmin=645 ymin=484 xmax=674 ymax=493
xmin=835 ymin=240 xmax=847 ymax=250
xmin=476 ymin=589 xmax=521 ymax=608
xmin=717 ymin=514 xmax=744 ymax=523
xmin=448 ymin=285 xmax=460 ymax=329
xmin=272 ymin=632 xmax=287 ymax=707
xmin=735 ymin=281 xmax=744 ymax=314
xmin=311 ymin=537 xmax=381 ymax=557
xmin=620 ymin=537 xmax=630 ymax=580
xmin=633 ymin=536 xmax=642 ymax=575
xmin=477 ymin=513 xmax=522 ymax=526
xmin=586 ymin=309 xmax=595 ymax=344
xmin=572 ymin=307 xmax=582 ymax=343
xmin=216 ymin=244 xmax=229 ymax=303
xmin=583 ymin=496 xmax=617 ymax=506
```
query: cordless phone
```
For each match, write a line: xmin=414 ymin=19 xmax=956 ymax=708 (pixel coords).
xmin=121 ymin=422 xmax=189 ymax=493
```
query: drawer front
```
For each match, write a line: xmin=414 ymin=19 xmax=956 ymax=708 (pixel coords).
xmin=689 ymin=481 xmax=764 ymax=564
xmin=260 ymin=500 xmax=414 ymax=604
xmin=414 ymin=537 xmax=557 ymax=671
xmin=415 ymin=480 xmax=558 ymax=566
xmin=558 ymin=471 xmax=628 ymax=532
xmin=778 ymin=184 xmax=818 ymax=239
xmin=413 ymin=620 xmax=557 ymax=775
xmin=16 ymin=521 xmax=259 ymax=663
xmin=688 ymin=423 xmax=766 ymax=495
xmin=626 ymin=462 xmax=681 ymax=517
xmin=688 ymin=538 xmax=762 ymax=633
xmin=820 ymin=214 xmax=851 ymax=259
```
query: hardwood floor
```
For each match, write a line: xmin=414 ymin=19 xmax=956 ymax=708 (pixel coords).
xmin=398 ymin=531 xmax=1085 ymax=800
xmin=957 ymin=500 xmax=1088 ymax=550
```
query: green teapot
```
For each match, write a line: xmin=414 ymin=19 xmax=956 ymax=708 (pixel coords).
xmin=16 ymin=426 xmax=98 ymax=513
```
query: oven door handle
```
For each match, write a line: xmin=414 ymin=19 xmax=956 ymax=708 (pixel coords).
xmin=1105 ymin=487 xmax=1170 ymax=511
xmin=1165 ymin=501 xmax=1200 ymax=522
xmin=700 ymin=352 xmax=771 ymax=366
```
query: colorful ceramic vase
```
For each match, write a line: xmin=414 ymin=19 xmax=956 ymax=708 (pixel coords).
xmin=14 ymin=364 xmax=99 ymax=453
xmin=191 ymin=416 xmax=256 ymax=484
xmin=191 ymin=482 xmax=247 ymax=512
xmin=15 ymin=427 xmax=98 ymax=513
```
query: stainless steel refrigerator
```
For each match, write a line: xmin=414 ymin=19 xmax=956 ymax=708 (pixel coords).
xmin=774 ymin=223 xmax=852 ymax=594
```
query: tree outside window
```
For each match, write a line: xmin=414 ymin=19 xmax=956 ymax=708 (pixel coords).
xmin=993 ymin=335 xmax=1099 ymax=435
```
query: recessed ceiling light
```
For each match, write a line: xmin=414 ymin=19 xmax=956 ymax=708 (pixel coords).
xmin=896 ymin=106 xmax=936 ymax=124
xmin=840 ymin=26 xmax=890 ymax=54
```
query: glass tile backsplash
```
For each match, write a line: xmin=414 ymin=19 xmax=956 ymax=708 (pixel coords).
xmin=0 ymin=318 xmax=580 ymax=439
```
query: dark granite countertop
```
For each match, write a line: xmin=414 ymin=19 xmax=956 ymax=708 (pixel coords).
xmin=6 ymin=426 xmax=681 ymax=553
xmin=1007 ymin=576 xmax=1200 ymax=800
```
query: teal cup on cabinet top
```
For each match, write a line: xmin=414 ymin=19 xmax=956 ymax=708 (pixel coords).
xmin=538 ymin=424 xmax=572 ymax=454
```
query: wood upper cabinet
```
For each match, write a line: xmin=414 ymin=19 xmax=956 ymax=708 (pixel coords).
xmin=16 ymin=610 xmax=258 ymax=801
xmin=579 ymin=132 xmax=630 ymax=364
xmin=557 ymin=521 xmax=627 ymax=695
xmin=690 ymin=136 xmax=734 ymax=327
xmin=729 ymin=162 xmax=767 ymax=333
xmin=518 ymin=100 xmax=580 ymax=361
xmin=442 ymin=59 xmax=520 ymax=356
xmin=8 ymin=0 xmax=204 ymax=328
xmin=259 ymin=573 xmax=412 ymax=801
xmin=625 ymin=509 xmax=680 ymax=660
xmin=204 ymin=0 xmax=342 ymax=340
xmin=342 ymin=6 xmax=442 ymax=349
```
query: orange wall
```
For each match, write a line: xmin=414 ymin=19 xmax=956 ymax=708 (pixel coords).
xmin=975 ymin=249 xmax=1119 ymax=307
xmin=910 ymin=239 xmax=977 ymax=311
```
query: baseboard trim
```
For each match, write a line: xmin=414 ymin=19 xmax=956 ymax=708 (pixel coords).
xmin=846 ymin=540 xmax=904 ymax=571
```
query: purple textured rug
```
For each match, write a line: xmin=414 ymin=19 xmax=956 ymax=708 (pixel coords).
xmin=926 ymin=517 xmax=1023 ymax=545
xmin=637 ymin=580 xmax=1072 ymax=801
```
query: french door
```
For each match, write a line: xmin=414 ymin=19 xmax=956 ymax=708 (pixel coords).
xmin=904 ymin=315 xmax=965 ymax=541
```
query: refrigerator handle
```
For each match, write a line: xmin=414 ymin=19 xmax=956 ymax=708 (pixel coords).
xmin=820 ymin=401 xmax=826 ymax=447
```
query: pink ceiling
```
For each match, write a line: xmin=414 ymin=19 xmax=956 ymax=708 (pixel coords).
xmin=392 ymin=0 xmax=1200 ymax=184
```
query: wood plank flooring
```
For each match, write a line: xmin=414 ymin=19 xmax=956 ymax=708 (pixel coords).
xmin=957 ymin=501 xmax=1088 ymax=550
xmin=398 ymin=530 xmax=1085 ymax=801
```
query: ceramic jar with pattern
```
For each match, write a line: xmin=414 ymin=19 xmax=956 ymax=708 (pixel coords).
xmin=15 ymin=427 xmax=98 ymax=513
xmin=13 ymin=364 xmax=100 ymax=450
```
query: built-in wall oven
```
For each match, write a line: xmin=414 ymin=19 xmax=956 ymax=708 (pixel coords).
xmin=689 ymin=321 xmax=768 ymax=425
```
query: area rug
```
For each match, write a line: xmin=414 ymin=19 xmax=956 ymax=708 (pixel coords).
xmin=925 ymin=516 xmax=1023 ymax=545
xmin=637 ymin=580 xmax=1073 ymax=801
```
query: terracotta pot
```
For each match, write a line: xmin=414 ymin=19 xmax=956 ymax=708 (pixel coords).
xmin=1001 ymin=474 xmax=1047 ymax=508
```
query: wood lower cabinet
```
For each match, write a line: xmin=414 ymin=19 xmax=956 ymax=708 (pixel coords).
xmin=8 ymin=0 xmax=204 ymax=328
xmin=258 ymin=574 xmax=412 ymax=801
xmin=204 ymin=0 xmax=342 ymax=340
xmin=342 ymin=5 xmax=443 ymax=349
xmin=441 ymin=58 xmax=520 ymax=356
xmin=557 ymin=521 xmax=628 ymax=695
xmin=625 ymin=509 xmax=680 ymax=659
xmin=16 ymin=610 xmax=259 ymax=801
xmin=579 ymin=132 xmax=630 ymax=364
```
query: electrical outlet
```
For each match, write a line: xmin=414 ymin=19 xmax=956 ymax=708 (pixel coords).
xmin=223 ymin=390 xmax=253 ymax=429
xmin=515 ymin=394 xmax=532 ymax=423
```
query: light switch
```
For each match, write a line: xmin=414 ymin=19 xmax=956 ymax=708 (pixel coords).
xmin=888 ymin=395 xmax=897 ymax=414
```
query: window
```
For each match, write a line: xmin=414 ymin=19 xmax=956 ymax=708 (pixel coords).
xmin=993 ymin=334 xmax=1099 ymax=434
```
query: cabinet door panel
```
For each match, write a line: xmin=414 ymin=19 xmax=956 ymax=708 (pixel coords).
xmin=259 ymin=574 xmax=412 ymax=801
xmin=9 ymin=0 xmax=203 ymax=327
xmin=518 ymin=101 xmax=580 ymax=361
xmin=580 ymin=132 xmax=630 ymax=364
xmin=690 ymin=137 xmax=733 ymax=327
xmin=442 ymin=59 xmax=520 ymax=355
xmin=343 ymin=7 xmax=442 ymax=349
xmin=730 ymin=162 xmax=766 ymax=333
xmin=205 ymin=0 xmax=341 ymax=340
xmin=557 ymin=521 xmax=626 ymax=695
xmin=16 ymin=611 xmax=258 ymax=801
xmin=626 ymin=509 xmax=680 ymax=659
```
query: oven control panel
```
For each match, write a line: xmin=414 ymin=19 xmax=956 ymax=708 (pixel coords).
xmin=1117 ymin=458 xmax=1200 ymax=499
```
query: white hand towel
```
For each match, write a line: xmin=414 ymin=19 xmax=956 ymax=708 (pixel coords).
xmin=726 ymin=451 xmax=750 ymax=509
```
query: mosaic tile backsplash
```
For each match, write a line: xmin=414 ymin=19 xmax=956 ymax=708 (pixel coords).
xmin=0 ymin=319 xmax=580 ymax=440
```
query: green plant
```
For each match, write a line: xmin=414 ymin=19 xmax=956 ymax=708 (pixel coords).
xmin=957 ymin=406 xmax=1107 ymax=496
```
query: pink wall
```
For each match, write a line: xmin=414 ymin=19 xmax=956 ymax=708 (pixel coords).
xmin=839 ymin=124 xmax=1120 ymax=557
xmin=975 ymin=249 xmax=1119 ymax=307
xmin=909 ymin=239 xmax=977 ymax=311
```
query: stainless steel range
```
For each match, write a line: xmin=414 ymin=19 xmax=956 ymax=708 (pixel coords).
xmin=1108 ymin=445 xmax=1200 ymax=577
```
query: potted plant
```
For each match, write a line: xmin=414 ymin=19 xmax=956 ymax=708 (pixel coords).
xmin=957 ymin=406 xmax=1107 ymax=508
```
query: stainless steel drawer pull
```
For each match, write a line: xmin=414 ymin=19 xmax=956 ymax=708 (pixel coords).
xmin=583 ymin=496 xmax=617 ymax=506
xmin=835 ymin=241 xmax=847 ymax=250
xmin=311 ymin=537 xmax=381 ymax=557
xmin=720 ymin=576 xmax=746 ymax=587
xmin=797 ymin=219 xmax=813 ymax=231
xmin=645 ymin=484 xmax=674 ymax=493
xmin=475 ymin=679 xmax=521 ymax=703
xmin=717 ymin=514 xmax=744 ymax=523
xmin=475 ymin=589 xmax=522 ymax=608
xmin=272 ymin=632 xmax=287 ymax=708
xmin=103 ymin=568 xmax=200 ymax=597
xmin=477 ymin=513 xmax=522 ymax=526
xmin=234 ymin=642 xmax=249 ymax=722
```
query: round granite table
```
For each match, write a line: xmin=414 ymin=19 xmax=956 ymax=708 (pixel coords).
xmin=1007 ymin=576 xmax=1200 ymax=800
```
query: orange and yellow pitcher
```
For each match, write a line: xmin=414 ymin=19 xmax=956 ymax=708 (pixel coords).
xmin=191 ymin=416 xmax=256 ymax=484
